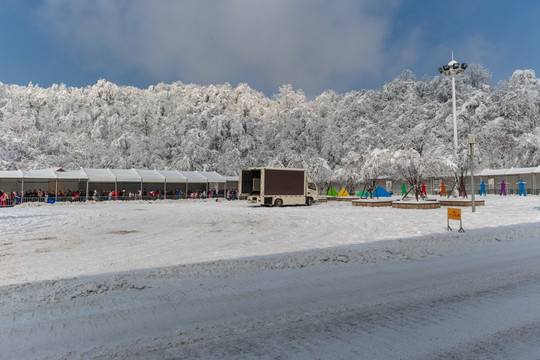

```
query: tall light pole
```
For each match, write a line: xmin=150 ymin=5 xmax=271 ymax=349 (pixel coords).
xmin=438 ymin=54 xmax=467 ymax=152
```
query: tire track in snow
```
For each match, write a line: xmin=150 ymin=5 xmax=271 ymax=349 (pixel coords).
xmin=3 ymin=237 xmax=540 ymax=359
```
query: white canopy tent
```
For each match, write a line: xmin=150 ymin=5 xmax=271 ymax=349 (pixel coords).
xmin=225 ymin=175 xmax=239 ymax=195
xmin=22 ymin=168 xmax=89 ymax=200
xmin=154 ymin=170 xmax=188 ymax=196
xmin=81 ymin=168 xmax=116 ymax=182
xmin=135 ymin=169 xmax=166 ymax=183
xmin=178 ymin=171 xmax=208 ymax=183
xmin=109 ymin=169 xmax=141 ymax=182
xmin=135 ymin=169 xmax=167 ymax=197
xmin=177 ymin=171 xmax=209 ymax=194
xmin=156 ymin=170 xmax=188 ymax=183
xmin=200 ymin=171 xmax=227 ymax=183
xmin=199 ymin=171 xmax=227 ymax=194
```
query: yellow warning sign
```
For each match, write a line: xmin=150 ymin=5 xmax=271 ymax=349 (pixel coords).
xmin=447 ymin=208 xmax=461 ymax=221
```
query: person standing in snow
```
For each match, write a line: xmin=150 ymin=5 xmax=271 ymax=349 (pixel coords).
xmin=421 ymin=183 xmax=427 ymax=197
xmin=459 ymin=182 xmax=467 ymax=197
xmin=2 ymin=191 xmax=11 ymax=206
xmin=440 ymin=181 xmax=446 ymax=197
xmin=500 ymin=180 xmax=507 ymax=196
xmin=0 ymin=191 xmax=6 ymax=207
xmin=401 ymin=184 xmax=407 ymax=196
xmin=478 ymin=181 xmax=487 ymax=196
xmin=517 ymin=180 xmax=527 ymax=196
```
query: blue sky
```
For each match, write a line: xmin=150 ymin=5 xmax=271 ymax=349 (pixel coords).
xmin=1 ymin=0 xmax=538 ymax=97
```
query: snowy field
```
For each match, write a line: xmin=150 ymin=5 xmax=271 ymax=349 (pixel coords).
xmin=1 ymin=196 xmax=540 ymax=359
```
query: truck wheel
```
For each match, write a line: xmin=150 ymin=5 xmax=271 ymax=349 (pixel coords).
xmin=306 ymin=197 xmax=313 ymax=206
xmin=274 ymin=199 xmax=283 ymax=207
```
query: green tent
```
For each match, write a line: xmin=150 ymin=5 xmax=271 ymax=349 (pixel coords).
xmin=356 ymin=190 xmax=371 ymax=197
xmin=325 ymin=186 xmax=338 ymax=196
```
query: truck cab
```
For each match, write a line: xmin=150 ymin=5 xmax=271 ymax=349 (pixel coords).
xmin=306 ymin=178 xmax=317 ymax=205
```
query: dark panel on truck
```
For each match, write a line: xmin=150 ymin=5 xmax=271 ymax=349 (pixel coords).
xmin=264 ymin=169 xmax=304 ymax=195
xmin=241 ymin=169 xmax=261 ymax=194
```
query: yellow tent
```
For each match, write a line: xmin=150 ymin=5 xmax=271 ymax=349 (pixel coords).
xmin=338 ymin=188 xmax=349 ymax=197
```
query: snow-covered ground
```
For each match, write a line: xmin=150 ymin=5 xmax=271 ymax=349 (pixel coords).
xmin=1 ymin=196 xmax=540 ymax=359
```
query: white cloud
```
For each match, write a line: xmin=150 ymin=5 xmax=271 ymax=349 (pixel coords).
xmin=39 ymin=0 xmax=401 ymax=96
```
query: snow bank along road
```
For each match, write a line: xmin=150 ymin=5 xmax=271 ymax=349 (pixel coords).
xmin=1 ymin=197 xmax=540 ymax=359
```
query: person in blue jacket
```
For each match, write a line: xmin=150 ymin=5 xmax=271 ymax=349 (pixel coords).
xmin=478 ymin=181 xmax=487 ymax=196
xmin=517 ymin=179 xmax=527 ymax=196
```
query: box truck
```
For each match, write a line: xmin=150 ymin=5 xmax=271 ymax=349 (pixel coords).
xmin=239 ymin=168 xmax=318 ymax=206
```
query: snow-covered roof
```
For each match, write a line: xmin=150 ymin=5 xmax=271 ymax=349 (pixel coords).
xmin=0 ymin=168 xmax=88 ymax=180
xmin=476 ymin=168 xmax=509 ymax=176
xmin=0 ymin=168 xmax=228 ymax=183
xmin=505 ymin=167 xmax=537 ymax=175
xmin=108 ymin=169 xmax=141 ymax=182
xmin=200 ymin=171 xmax=226 ymax=183
xmin=135 ymin=169 xmax=166 ymax=183
xmin=55 ymin=168 xmax=88 ymax=180
xmin=178 ymin=171 xmax=208 ymax=183
xmin=82 ymin=168 xmax=116 ymax=182
xmin=20 ymin=169 xmax=57 ymax=179
xmin=156 ymin=170 xmax=188 ymax=183
xmin=477 ymin=167 xmax=539 ymax=176
xmin=0 ymin=170 xmax=24 ymax=179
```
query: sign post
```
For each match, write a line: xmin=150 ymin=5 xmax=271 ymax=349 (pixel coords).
xmin=447 ymin=208 xmax=464 ymax=232
xmin=469 ymin=134 xmax=476 ymax=212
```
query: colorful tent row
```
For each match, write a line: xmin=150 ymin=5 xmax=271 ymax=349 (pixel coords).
xmin=325 ymin=186 xmax=392 ymax=198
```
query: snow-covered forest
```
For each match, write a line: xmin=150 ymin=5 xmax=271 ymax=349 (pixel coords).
xmin=1 ymin=65 xmax=539 ymax=188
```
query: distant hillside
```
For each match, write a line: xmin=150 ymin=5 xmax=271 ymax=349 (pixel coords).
xmin=1 ymin=64 xmax=539 ymax=187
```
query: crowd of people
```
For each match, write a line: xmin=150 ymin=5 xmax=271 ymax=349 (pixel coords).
xmin=0 ymin=191 xmax=21 ymax=207
xmin=0 ymin=188 xmax=239 ymax=207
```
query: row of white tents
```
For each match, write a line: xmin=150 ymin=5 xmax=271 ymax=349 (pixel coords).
xmin=0 ymin=168 xmax=239 ymax=199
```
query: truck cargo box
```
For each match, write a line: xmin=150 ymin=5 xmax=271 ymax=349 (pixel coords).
xmin=264 ymin=169 xmax=304 ymax=195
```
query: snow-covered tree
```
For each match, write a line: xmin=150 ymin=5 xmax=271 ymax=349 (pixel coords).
xmin=0 ymin=63 xmax=538 ymax=184
xmin=389 ymin=149 xmax=456 ymax=201
xmin=357 ymin=148 xmax=391 ymax=198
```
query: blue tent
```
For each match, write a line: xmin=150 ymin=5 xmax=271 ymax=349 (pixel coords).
xmin=372 ymin=186 xmax=391 ymax=197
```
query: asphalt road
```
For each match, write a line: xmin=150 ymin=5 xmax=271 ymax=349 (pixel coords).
xmin=2 ymin=236 xmax=540 ymax=359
